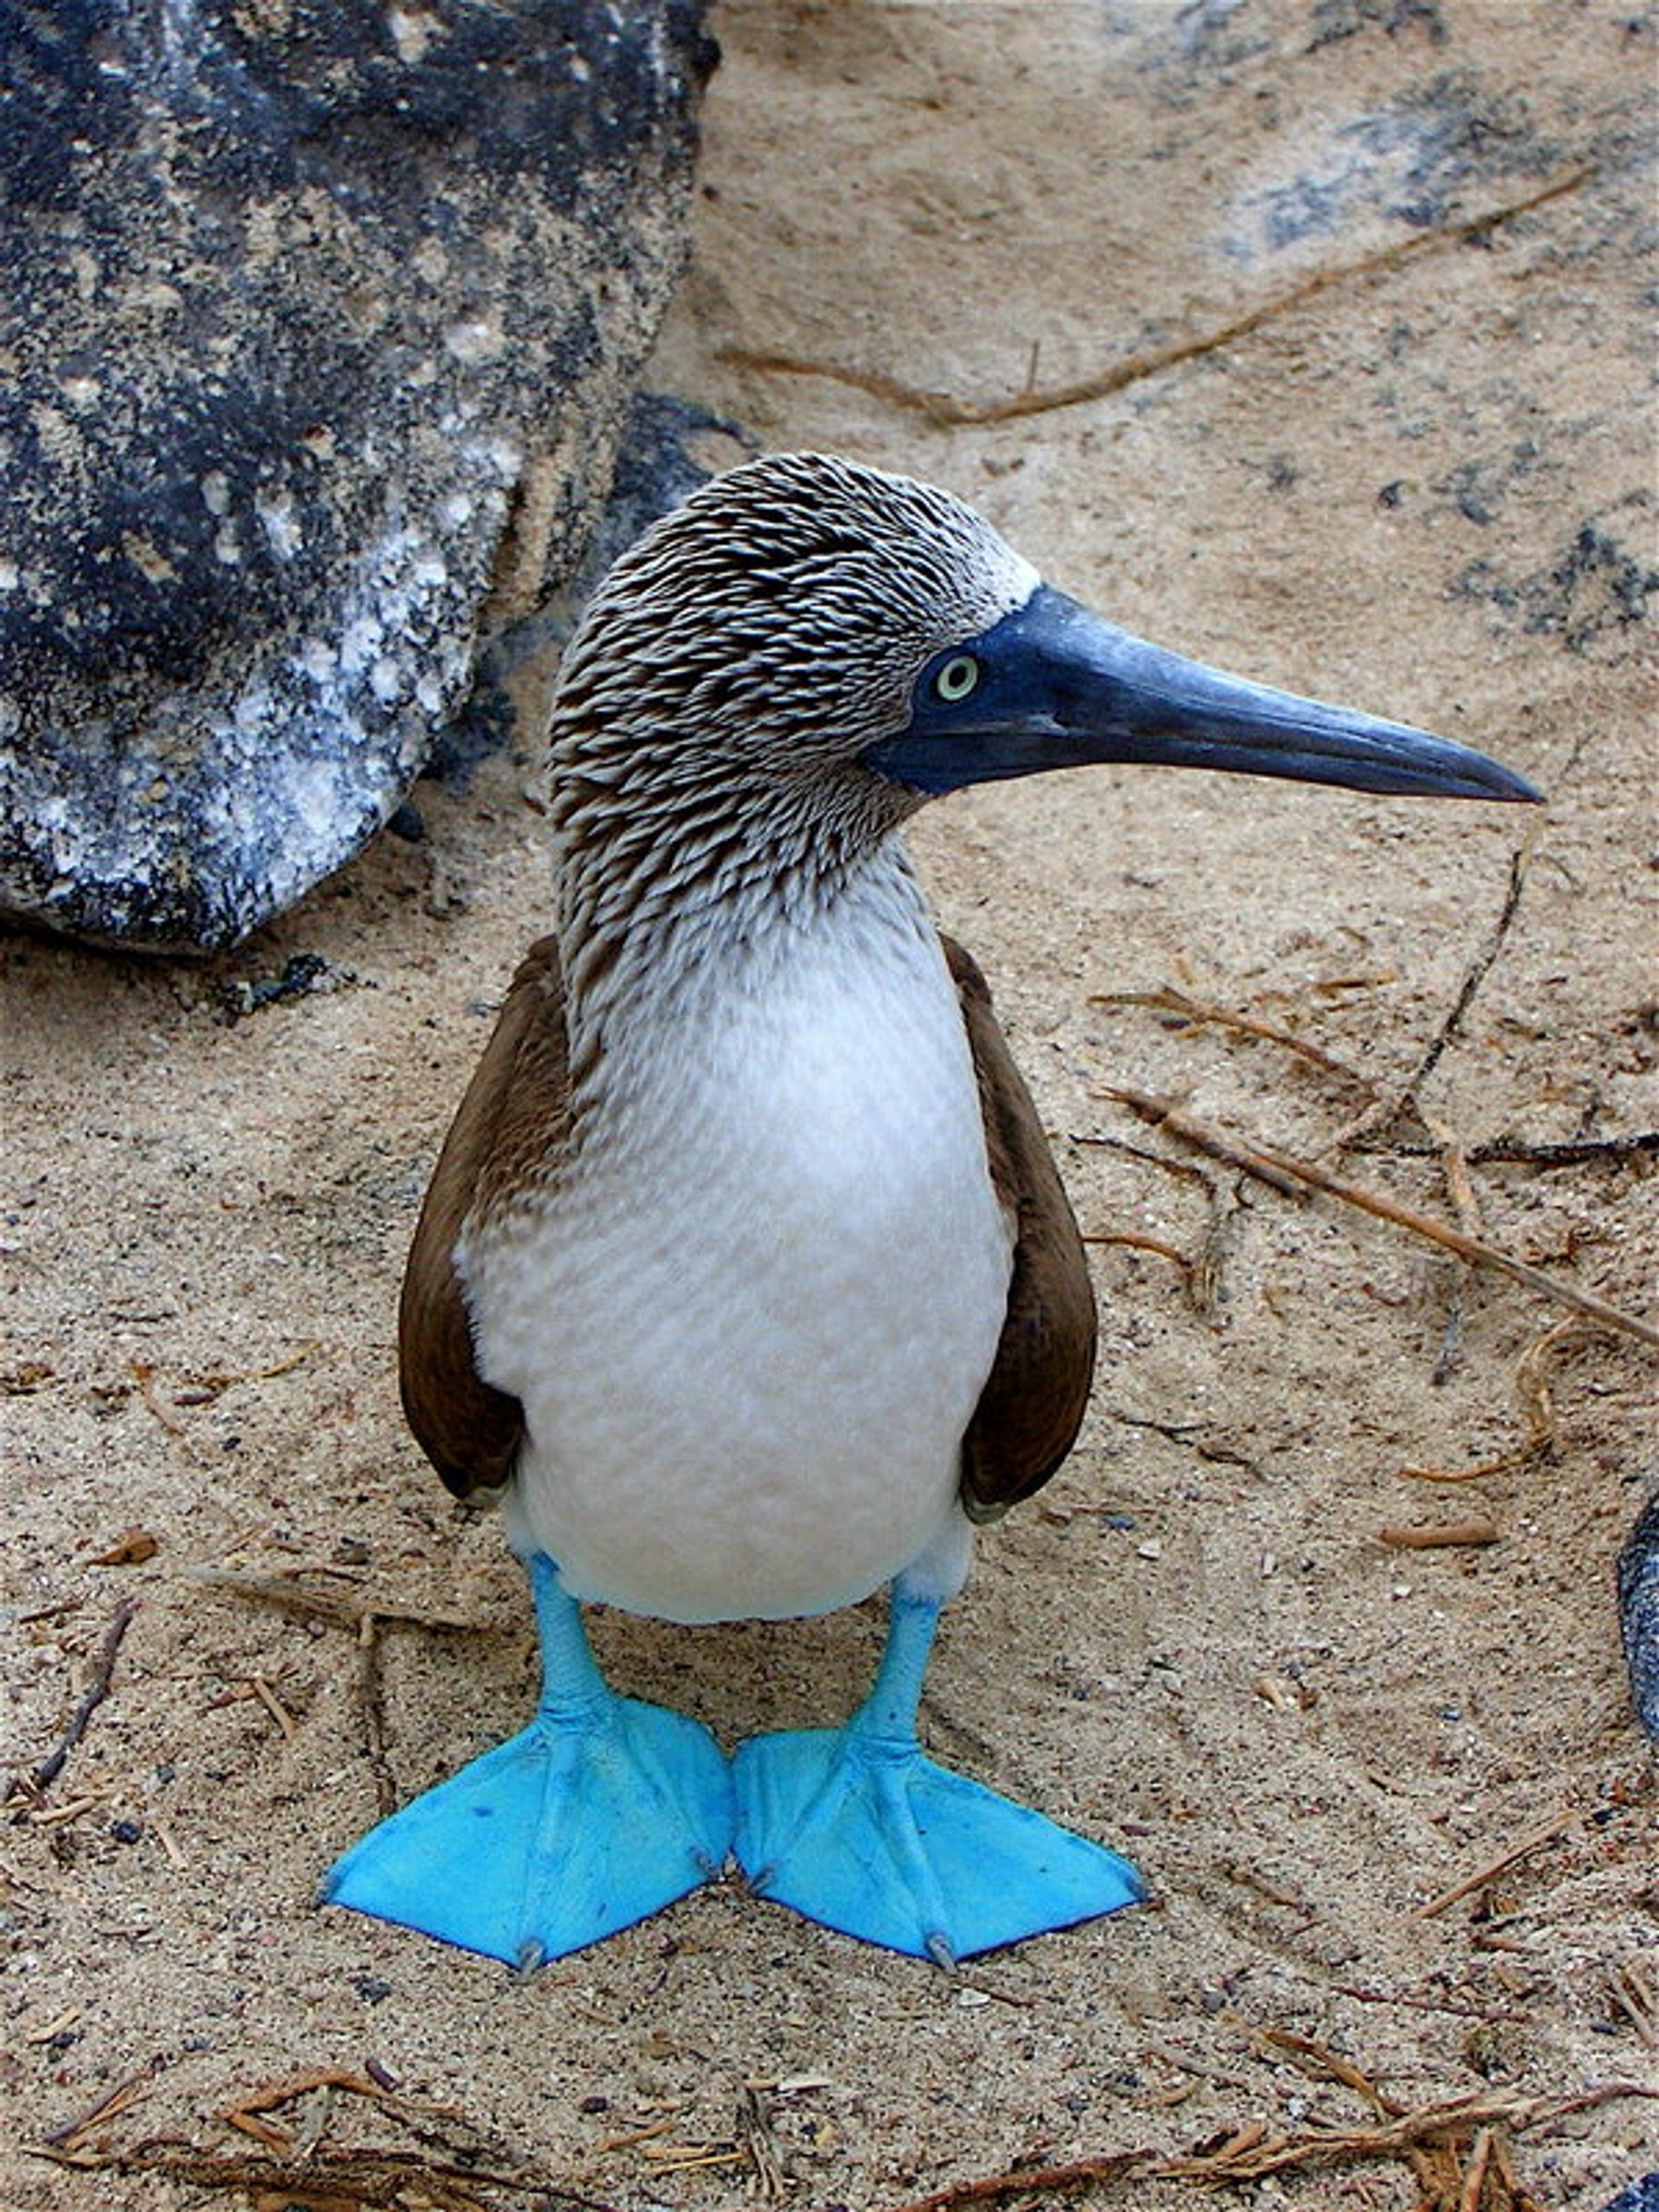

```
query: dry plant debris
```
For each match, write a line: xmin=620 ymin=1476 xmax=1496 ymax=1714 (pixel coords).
xmin=1399 ymin=1319 xmax=1598 ymax=1484
xmin=188 ymin=1564 xmax=492 ymax=1815
xmin=7 ymin=1594 xmax=139 ymax=1801
xmin=877 ymin=2071 xmax=1655 ymax=2212
xmin=1092 ymin=982 xmax=1381 ymax=1097
xmin=721 ymin=169 xmax=1593 ymax=427
xmin=1100 ymin=1086 xmax=1658 ymax=1350
xmin=1377 ymin=1515 xmax=1502 ymax=1548
xmin=28 ymin=2065 xmax=597 ymax=2212
xmin=1407 ymin=1807 xmax=1584 ymax=1923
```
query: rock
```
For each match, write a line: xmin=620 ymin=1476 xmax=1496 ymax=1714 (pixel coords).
xmin=438 ymin=390 xmax=750 ymax=786
xmin=0 ymin=0 xmax=716 ymax=951
xmin=1616 ymin=1487 xmax=1659 ymax=1744
xmin=1599 ymin=2177 xmax=1659 ymax=2212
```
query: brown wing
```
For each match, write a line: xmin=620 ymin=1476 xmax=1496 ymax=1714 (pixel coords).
xmin=397 ymin=935 xmax=572 ymax=1499
xmin=944 ymin=936 xmax=1098 ymax=1523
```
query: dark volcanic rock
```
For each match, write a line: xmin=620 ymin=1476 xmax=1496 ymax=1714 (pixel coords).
xmin=1617 ymin=1487 xmax=1659 ymax=1745
xmin=0 ymin=0 xmax=715 ymax=950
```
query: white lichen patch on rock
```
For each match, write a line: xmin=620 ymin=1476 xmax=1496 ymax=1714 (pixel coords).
xmin=0 ymin=0 xmax=717 ymax=950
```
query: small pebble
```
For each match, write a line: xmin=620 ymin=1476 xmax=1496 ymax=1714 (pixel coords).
xmin=110 ymin=1818 xmax=143 ymax=1845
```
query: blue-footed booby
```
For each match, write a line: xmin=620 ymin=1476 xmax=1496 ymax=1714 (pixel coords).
xmin=326 ymin=452 xmax=1539 ymax=1967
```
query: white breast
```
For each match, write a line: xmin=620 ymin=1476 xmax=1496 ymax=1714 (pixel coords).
xmin=461 ymin=872 xmax=1014 ymax=1625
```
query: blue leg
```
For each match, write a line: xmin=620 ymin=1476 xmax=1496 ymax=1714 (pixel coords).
xmin=324 ymin=1555 xmax=732 ymax=1967
xmin=732 ymin=1581 xmax=1146 ymax=1962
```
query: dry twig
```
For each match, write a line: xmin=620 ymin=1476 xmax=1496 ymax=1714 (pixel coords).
xmin=1408 ymin=1806 xmax=1581 ymax=1921
xmin=1402 ymin=1319 xmax=1591 ymax=1483
xmin=188 ymin=1566 xmax=481 ymax=1636
xmin=12 ymin=1596 xmax=140 ymax=1797
xmin=1102 ymin=1088 xmax=1659 ymax=1349
xmin=876 ymin=2056 xmax=1652 ymax=2212
xmin=1342 ymin=842 xmax=1536 ymax=1154
xmin=41 ymin=2064 xmax=163 ymax=2152
xmin=1377 ymin=1515 xmax=1502 ymax=1548
xmin=1081 ymin=1230 xmax=1192 ymax=1272
xmin=25 ymin=2141 xmax=575 ymax=2210
xmin=1092 ymin=984 xmax=1379 ymax=1095
xmin=723 ymin=171 xmax=1592 ymax=427
xmin=1608 ymin=1961 xmax=1658 ymax=2050
xmin=130 ymin=1359 xmax=189 ymax=1436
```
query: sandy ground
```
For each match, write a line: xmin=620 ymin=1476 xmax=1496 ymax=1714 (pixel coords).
xmin=3 ymin=4 xmax=1655 ymax=2209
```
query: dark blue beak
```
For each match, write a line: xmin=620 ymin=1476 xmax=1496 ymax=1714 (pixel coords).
xmin=864 ymin=584 xmax=1541 ymax=804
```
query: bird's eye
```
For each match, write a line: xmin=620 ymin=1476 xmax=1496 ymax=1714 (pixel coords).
xmin=931 ymin=653 xmax=982 ymax=703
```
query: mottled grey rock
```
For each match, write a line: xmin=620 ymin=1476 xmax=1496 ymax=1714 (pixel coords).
xmin=438 ymin=391 xmax=750 ymax=785
xmin=0 ymin=0 xmax=715 ymax=950
xmin=1617 ymin=1487 xmax=1659 ymax=1745
xmin=1600 ymin=2175 xmax=1659 ymax=2212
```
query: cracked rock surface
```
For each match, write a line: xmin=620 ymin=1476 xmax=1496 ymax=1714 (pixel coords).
xmin=0 ymin=0 xmax=715 ymax=950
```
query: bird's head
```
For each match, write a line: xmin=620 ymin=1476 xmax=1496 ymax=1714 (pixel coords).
xmin=546 ymin=452 xmax=1538 ymax=941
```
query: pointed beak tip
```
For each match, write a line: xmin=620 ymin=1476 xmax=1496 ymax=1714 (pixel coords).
xmin=1470 ymin=759 xmax=1544 ymax=807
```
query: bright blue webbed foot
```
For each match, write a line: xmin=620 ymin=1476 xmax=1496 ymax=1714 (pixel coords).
xmin=324 ymin=1558 xmax=733 ymax=1967
xmin=732 ymin=1586 xmax=1147 ymax=1963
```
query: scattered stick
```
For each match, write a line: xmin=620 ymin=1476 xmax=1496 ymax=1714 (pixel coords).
xmin=223 ymin=2107 xmax=290 ymax=2153
xmin=880 ymin=2151 xmax=1149 ymax=2211
xmin=189 ymin=1566 xmax=486 ymax=1796
xmin=1349 ymin=842 xmax=1537 ymax=1150
xmin=1425 ymin=1109 xmax=1484 ymax=1384
xmin=1335 ymin=1984 xmax=1533 ymax=2025
xmin=1351 ymin=1130 xmax=1658 ymax=1171
xmin=19 ymin=1789 xmax=111 ymax=1829
xmin=1142 ymin=2038 xmax=1254 ymax=2091
xmin=1072 ymin=1130 xmax=1234 ymax=1314
xmin=739 ymin=2086 xmax=787 ymax=2202
xmin=16 ymin=1596 xmax=83 ymax=1625
xmin=187 ymin=1567 xmax=481 ymax=1636
xmin=248 ymin=1674 xmax=298 ymax=1742
xmin=1092 ymin=984 xmax=1379 ymax=1095
xmin=721 ymin=170 xmax=1593 ymax=428
xmin=1408 ymin=1806 xmax=1581 ymax=1921
xmin=130 ymin=1360 xmax=188 ymax=1437
xmin=1100 ymin=1093 xmax=1306 ymax=1198
xmin=25 ymin=2142 xmax=575 ymax=2209
xmin=1402 ymin=1319 xmax=1586 ymax=1484
xmin=879 ymin=2077 xmax=1653 ymax=2209
xmin=356 ymin=1613 xmax=399 ymax=1817
xmin=1101 ymin=1087 xmax=1659 ymax=1349
xmin=1459 ymin=2126 xmax=1496 ymax=2212
xmin=1156 ymin=2079 xmax=1653 ymax=2182
xmin=187 ymin=1339 xmax=321 ymax=1396
xmin=1253 ymin=2025 xmax=1402 ymax=2113
xmin=16 ymin=1596 xmax=140 ymax=1796
xmin=1608 ymin=1961 xmax=1657 ymax=2050
xmin=41 ymin=2064 xmax=162 ymax=2152
xmin=19 ymin=2067 xmax=607 ymax=2210
xmin=1377 ymin=1515 xmax=1501 ymax=1548
xmin=1081 ymin=1230 xmax=1192 ymax=1272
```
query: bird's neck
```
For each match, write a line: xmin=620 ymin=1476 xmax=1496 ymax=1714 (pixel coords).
xmin=546 ymin=760 xmax=927 ymax=1088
